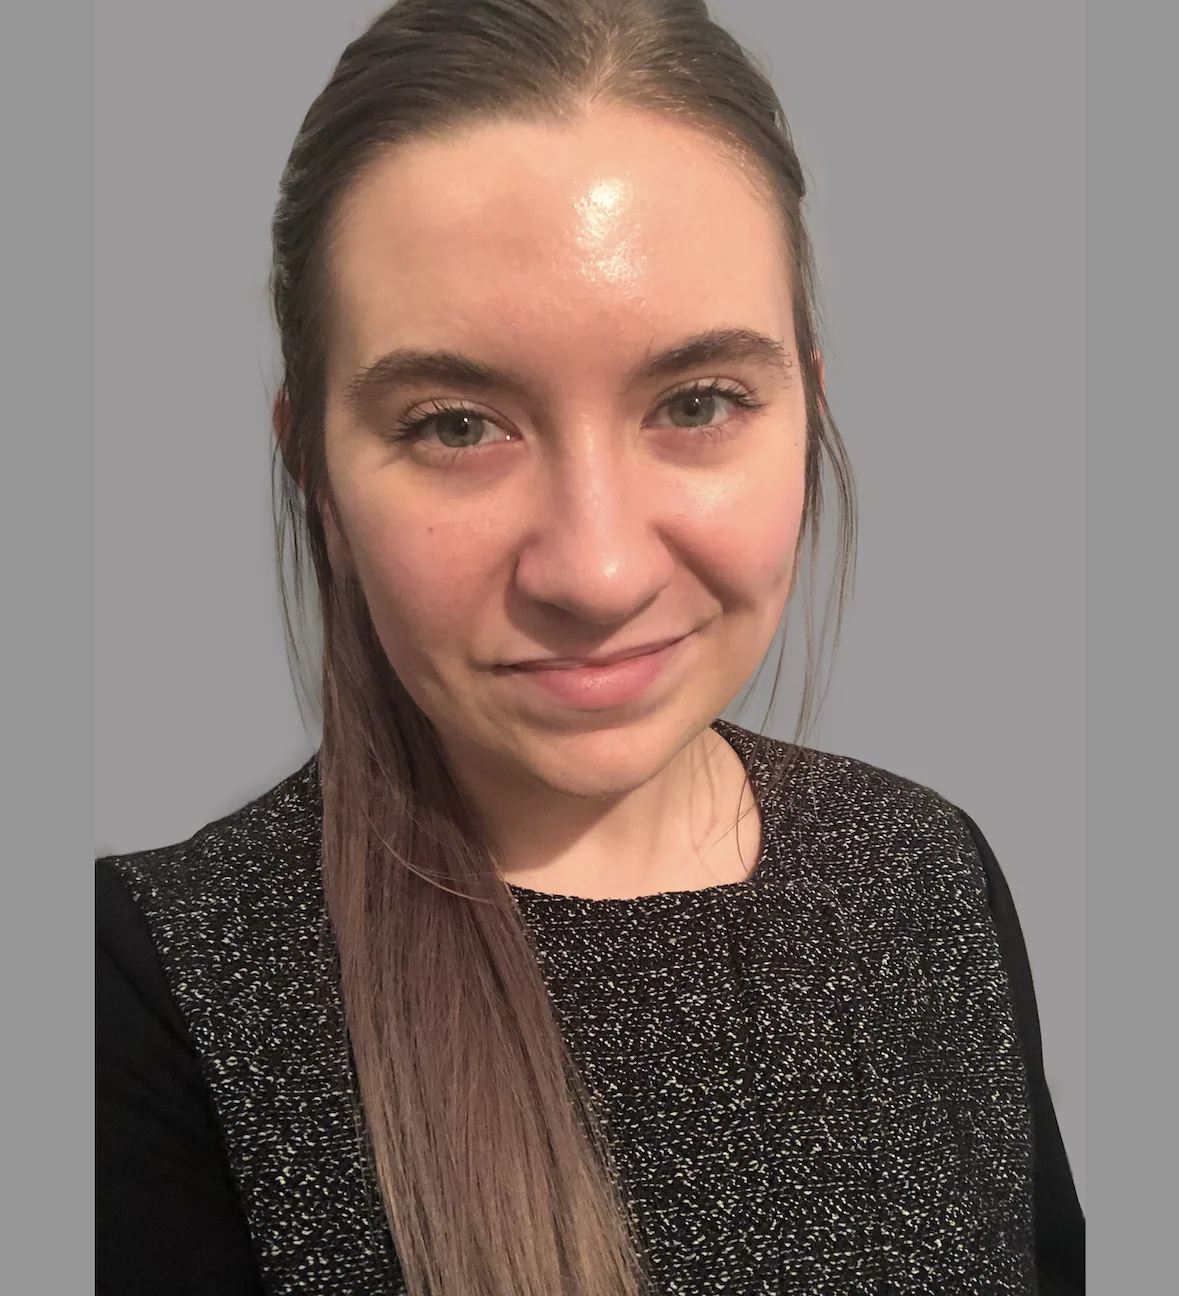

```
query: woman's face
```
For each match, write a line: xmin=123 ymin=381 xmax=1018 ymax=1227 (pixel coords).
xmin=320 ymin=105 xmax=808 ymax=801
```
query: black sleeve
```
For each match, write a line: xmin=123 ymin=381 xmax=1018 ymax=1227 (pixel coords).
xmin=96 ymin=860 xmax=266 ymax=1296
xmin=955 ymin=811 xmax=1085 ymax=1296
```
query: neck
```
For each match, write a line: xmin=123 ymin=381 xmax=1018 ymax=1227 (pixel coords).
xmin=445 ymin=724 xmax=761 ymax=901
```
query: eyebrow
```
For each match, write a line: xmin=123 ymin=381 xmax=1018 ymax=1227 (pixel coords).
xmin=341 ymin=326 xmax=793 ymax=413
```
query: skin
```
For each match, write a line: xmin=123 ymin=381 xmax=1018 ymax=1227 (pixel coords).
xmin=310 ymin=105 xmax=812 ymax=899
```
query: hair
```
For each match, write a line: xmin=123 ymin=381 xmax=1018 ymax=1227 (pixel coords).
xmin=269 ymin=1 xmax=856 ymax=1292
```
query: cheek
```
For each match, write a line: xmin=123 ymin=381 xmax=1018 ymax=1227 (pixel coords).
xmin=675 ymin=444 xmax=807 ymax=602
xmin=333 ymin=483 xmax=503 ymax=667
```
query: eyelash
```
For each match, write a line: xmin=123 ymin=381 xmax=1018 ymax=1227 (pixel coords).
xmin=389 ymin=379 xmax=767 ymax=451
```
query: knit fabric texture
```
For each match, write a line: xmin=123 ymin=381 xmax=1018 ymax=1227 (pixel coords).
xmin=106 ymin=719 xmax=1035 ymax=1294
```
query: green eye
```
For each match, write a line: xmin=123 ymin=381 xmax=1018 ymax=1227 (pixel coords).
xmin=666 ymin=390 xmax=725 ymax=428
xmin=432 ymin=412 xmax=488 ymax=448
xmin=391 ymin=403 xmax=508 ymax=449
xmin=656 ymin=381 xmax=765 ymax=432
xmin=391 ymin=379 xmax=765 ymax=456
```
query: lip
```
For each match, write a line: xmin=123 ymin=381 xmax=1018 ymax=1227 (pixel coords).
xmin=506 ymin=635 xmax=687 ymax=672
xmin=498 ymin=634 xmax=689 ymax=711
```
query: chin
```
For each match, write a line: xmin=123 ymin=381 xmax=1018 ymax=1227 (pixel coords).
xmin=504 ymin=707 xmax=708 ymax=801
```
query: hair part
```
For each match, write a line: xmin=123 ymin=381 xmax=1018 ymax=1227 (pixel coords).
xmin=270 ymin=2 xmax=856 ymax=1293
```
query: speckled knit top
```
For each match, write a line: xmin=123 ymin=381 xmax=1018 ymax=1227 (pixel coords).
xmin=101 ymin=719 xmax=1041 ymax=1294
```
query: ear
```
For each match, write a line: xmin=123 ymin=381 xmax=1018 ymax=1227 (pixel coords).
xmin=273 ymin=386 xmax=354 ymax=570
xmin=272 ymin=387 xmax=300 ymax=488
xmin=321 ymin=495 xmax=354 ymax=572
xmin=271 ymin=386 xmax=289 ymax=438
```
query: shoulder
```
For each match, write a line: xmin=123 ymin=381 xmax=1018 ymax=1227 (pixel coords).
xmin=798 ymin=745 xmax=979 ymax=891
xmin=796 ymin=744 xmax=974 ymax=853
xmin=96 ymin=756 xmax=337 ymax=1086
xmin=97 ymin=757 xmax=326 ymax=996
xmin=97 ymin=756 xmax=323 ymax=918
xmin=716 ymin=718 xmax=972 ymax=847
xmin=715 ymin=720 xmax=986 ymax=908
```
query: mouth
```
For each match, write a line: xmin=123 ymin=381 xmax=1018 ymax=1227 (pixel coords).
xmin=505 ymin=635 xmax=687 ymax=672
xmin=496 ymin=634 xmax=691 ymax=711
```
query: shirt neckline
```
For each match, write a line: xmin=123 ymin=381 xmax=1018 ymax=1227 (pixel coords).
xmin=505 ymin=718 xmax=777 ymax=907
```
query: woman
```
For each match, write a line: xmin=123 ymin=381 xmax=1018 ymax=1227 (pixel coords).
xmin=95 ymin=1 xmax=1084 ymax=1293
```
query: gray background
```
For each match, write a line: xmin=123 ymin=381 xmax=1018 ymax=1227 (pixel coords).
xmin=95 ymin=0 xmax=1085 ymax=1206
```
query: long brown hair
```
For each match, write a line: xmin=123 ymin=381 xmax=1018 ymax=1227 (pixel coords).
xmin=270 ymin=1 xmax=856 ymax=1292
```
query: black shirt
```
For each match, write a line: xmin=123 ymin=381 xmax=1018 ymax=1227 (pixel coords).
xmin=96 ymin=802 xmax=1083 ymax=1295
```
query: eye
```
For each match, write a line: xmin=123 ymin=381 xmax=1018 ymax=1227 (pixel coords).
xmin=389 ymin=379 xmax=765 ymax=459
xmin=652 ymin=380 xmax=765 ymax=434
xmin=390 ymin=401 xmax=515 ymax=451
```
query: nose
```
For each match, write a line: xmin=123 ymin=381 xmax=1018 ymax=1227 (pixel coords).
xmin=511 ymin=431 xmax=674 ymax=628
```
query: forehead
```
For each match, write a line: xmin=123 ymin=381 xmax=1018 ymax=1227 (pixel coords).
xmin=327 ymin=107 xmax=793 ymax=383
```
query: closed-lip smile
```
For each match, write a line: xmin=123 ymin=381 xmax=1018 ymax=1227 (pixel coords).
xmin=505 ymin=635 xmax=687 ymax=672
